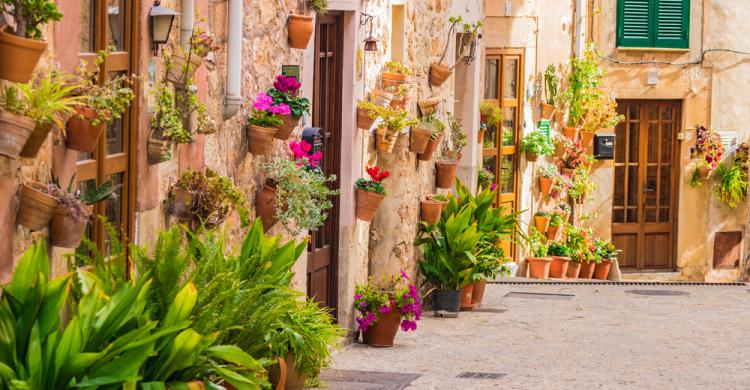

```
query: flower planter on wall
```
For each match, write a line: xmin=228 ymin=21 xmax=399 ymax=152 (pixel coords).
xmin=416 ymin=133 xmax=443 ymax=161
xmin=527 ymin=257 xmax=553 ymax=279
xmin=435 ymin=160 xmax=458 ymax=189
xmin=549 ymin=256 xmax=570 ymax=279
xmin=274 ymin=114 xmax=300 ymax=140
xmin=66 ymin=107 xmax=105 ymax=152
xmin=540 ymin=103 xmax=554 ymax=120
xmin=166 ymin=187 xmax=193 ymax=223
xmin=246 ymin=125 xmax=277 ymax=155
xmin=539 ymin=176 xmax=553 ymax=196
xmin=534 ymin=215 xmax=550 ymax=233
xmin=166 ymin=52 xmax=203 ymax=85
xmin=256 ymin=181 xmax=278 ymax=231
xmin=580 ymin=130 xmax=595 ymax=151
xmin=417 ymin=98 xmax=439 ymax=116
xmin=362 ymin=308 xmax=400 ymax=347
xmin=409 ymin=126 xmax=431 ymax=153
xmin=147 ymin=136 xmax=172 ymax=165
xmin=0 ymin=110 xmax=35 ymax=158
xmin=429 ymin=62 xmax=452 ymax=87
xmin=50 ymin=205 xmax=93 ymax=248
xmin=19 ymin=123 xmax=53 ymax=158
xmin=563 ymin=126 xmax=579 ymax=141
xmin=381 ymin=72 xmax=411 ymax=89
xmin=390 ymin=97 xmax=408 ymax=110
xmin=357 ymin=107 xmax=377 ymax=130
xmin=370 ymin=89 xmax=393 ymax=106
xmin=525 ymin=151 xmax=539 ymax=162
xmin=0 ymin=26 xmax=47 ymax=83
xmin=17 ymin=182 xmax=59 ymax=231
xmin=375 ymin=128 xmax=397 ymax=153
xmin=554 ymin=111 xmax=564 ymax=126
xmin=356 ymin=188 xmax=385 ymax=222
xmin=546 ymin=224 xmax=560 ymax=240
xmin=419 ymin=198 xmax=443 ymax=225
xmin=287 ymin=15 xmax=314 ymax=49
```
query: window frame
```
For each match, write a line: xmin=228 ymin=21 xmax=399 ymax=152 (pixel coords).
xmin=616 ymin=0 xmax=690 ymax=50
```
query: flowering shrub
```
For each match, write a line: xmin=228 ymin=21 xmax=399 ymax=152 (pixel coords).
xmin=356 ymin=166 xmax=390 ymax=194
xmin=289 ymin=140 xmax=322 ymax=171
xmin=353 ymin=272 xmax=422 ymax=333
xmin=268 ymin=75 xmax=310 ymax=119
xmin=568 ymin=168 xmax=597 ymax=202
xmin=478 ymin=167 xmax=497 ymax=191
xmin=247 ymin=92 xmax=286 ymax=127
xmin=560 ymin=141 xmax=591 ymax=170
xmin=690 ymin=125 xmax=724 ymax=170
xmin=564 ymin=225 xmax=597 ymax=263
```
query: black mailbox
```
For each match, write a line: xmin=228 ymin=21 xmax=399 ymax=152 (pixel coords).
xmin=594 ymin=133 xmax=615 ymax=160
xmin=301 ymin=127 xmax=324 ymax=155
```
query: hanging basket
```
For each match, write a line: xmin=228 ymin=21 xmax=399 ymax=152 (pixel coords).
xmin=417 ymin=133 xmax=444 ymax=161
xmin=19 ymin=123 xmax=53 ymax=158
xmin=435 ymin=160 xmax=458 ymax=189
xmin=256 ymin=180 xmax=278 ymax=231
xmin=0 ymin=110 xmax=35 ymax=158
xmin=66 ymin=107 xmax=106 ymax=153
xmin=50 ymin=205 xmax=93 ymax=248
xmin=147 ymin=130 xmax=172 ymax=165
xmin=357 ymin=107 xmax=377 ymax=130
xmin=274 ymin=114 xmax=300 ymax=140
xmin=417 ymin=98 xmax=440 ymax=117
xmin=370 ymin=89 xmax=394 ymax=106
xmin=409 ymin=126 xmax=432 ymax=153
xmin=420 ymin=198 xmax=443 ymax=225
xmin=246 ymin=125 xmax=277 ymax=155
xmin=17 ymin=182 xmax=59 ymax=231
xmin=356 ymin=188 xmax=385 ymax=222
xmin=0 ymin=26 xmax=47 ymax=83
xmin=375 ymin=128 xmax=398 ymax=153
xmin=540 ymin=103 xmax=555 ymax=120
xmin=287 ymin=15 xmax=314 ymax=49
xmin=166 ymin=51 xmax=203 ymax=85
xmin=429 ymin=62 xmax=452 ymax=87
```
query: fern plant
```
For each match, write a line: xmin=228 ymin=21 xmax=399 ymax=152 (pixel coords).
xmin=713 ymin=161 xmax=748 ymax=208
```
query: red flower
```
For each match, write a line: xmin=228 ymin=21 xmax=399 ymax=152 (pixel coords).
xmin=366 ymin=165 xmax=390 ymax=182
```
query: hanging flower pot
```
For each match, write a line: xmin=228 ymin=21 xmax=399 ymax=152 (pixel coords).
xmin=362 ymin=308 xmax=401 ymax=347
xmin=0 ymin=110 xmax=35 ymax=158
xmin=580 ymin=130 xmax=595 ymax=150
xmin=65 ymin=107 xmax=106 ymax=152
xmin=147 ymin=131 xmax=172 ymax=165
xmin=390 ymin=97 xmax=408 ymax=110
xmin=429 ymin=62 xmax=452 ymax=87
xmin=527 ymin=257 xmax=553 ymax=279
xmin=357 ymin=107 xmax=377 ymax=130
xmin=593 ymin=259 xmax=613 ymax=280
xmin=471 ymin=280 xmax=487 ymax=307
xmin=420 ymin=198 xmax=443 ymax=225
xmin=370 ymin=89 xmax=394 ymax=106
xmin=256 ymin=180 xmax=278 ymax=231
xmin=381 ymin=72 xmax=411 ymax=89
xmin=246 ymin=125 xmax=277 ymax=155
xmin=554 ymin=141 xmax=566 ymax=159
xmin=566 ymin=261 xmax=582 ymax=278
xmin=539 ymin=176 xmax=553 ymax=196
xmin=546 ymin=224 xmax=560 ymax=240
xmin=166 ymin=51 xmax=203 ymax=85
xmin=49 ymin=205 xmax=93 ymax=248
xmin=166 ymin=187 xmax=194 ymax=223
xmin=525 ymin=151 xmax=539 ymax=162
xmin=534 ymin=214 xmax=551 ymax=232
xmin=287 ymin=15 xmax=314 ymax=49
xmin=409 ymin=126 xmax=432 ymax=153
xmin=554 ymin=111 xmax=564 ymax=126
xmin=460 ymin=283 xmax=475 ymax=311
xmin=0 ymin=26 xmax=48 ymax=83
xmin=697 ymin=166 xmax=711 ymax=179
xmin=17 ymin=182 xmax=59 ymax=231
xmin=19 ymin=123 xmax=53 ymax=158
xmin=356 ymin=188 xmax=385 ymax=222
xmin=435 ymin=160 xmax=458 ymax=189
xmin=563 ymin=126 xmax=579 ymax=141
xmin=549 ymin=256 xmax=571 ymax=279
xmin=417 ymin=98 xmax=439 ymax=116
xmin=477 ymin=127 xmax=485 ymax=145
xmin=540 ymin=103 xmax=554 ymax=120
xmin=375 ymin=128 xmax=398 ymax=153
xmin=274 ymin=114 xmax=300 ymax=140
xmin=417 ymin=133 xmax=444 ymax=161
xmin=578 ymin=261 xmax=596 ymax=279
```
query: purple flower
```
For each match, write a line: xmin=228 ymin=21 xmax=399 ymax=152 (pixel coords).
xmin=379 ymin=304 xmax=391 ymax=313
xmin=354 ymin=294 xmax=362 ymax=300
xmin=274 ymin=75 xmax=302 ymax=96
xmin=490 ymin=182 xmax=497 ymax=191
xmin=253 ymin=93 xmax=274 ymax=111
xmin=269 ymin=103 xmax=291 ymax=115
xmin=400 ymin=319 xmax=417 ymax=332
xmin=360 ymin=301 xmax=367 ymax=308
xmin=400 ymin=271 xmax=410 ymax=280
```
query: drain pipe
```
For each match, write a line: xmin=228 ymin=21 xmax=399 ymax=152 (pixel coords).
xmin=180 ymin=0 xmax=194 ymax=50
xmin=223 ymin=0 xmax=242 ymax=119
xmin=573 ymin=0 xmax=586 ymax=57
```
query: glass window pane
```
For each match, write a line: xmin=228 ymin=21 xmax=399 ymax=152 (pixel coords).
xmin=483 ymin=155 xmax=497 ymax=178
xmin=500 ymin=154 xmax=514 ymax=194
xmin=106 ymin=72 xmax=127 ymax=155
xmin=628 ymin=122 xmax=639 ymax=163
xmin=645 ymin=207 xmax=657 ymax=223
xmin=660 ymin=166 xmax=671 ymax=205
xmin=644 ymin=167 xmax=657 ymax=206
xmin=106 ymin=0 xmax=126 ymax=50
xmin=613 ymin=209 xmax=624 ymax=223
xmin=484 ymin=59 xmax=498 ymax=99
xmin=615 ymin=121 xmax=626 ymax=163
xmin=502 ymin=107 xmax=516 ymax=146
xmin=80 ymin=0 xmax=96 ymax=52
xmin=627 ymin=167 xmax=638 ymax=207
xmin=659 ymin=208 xmax=670 ymax=222
xmin=647 ymin=122 xmax=659 ymax=163
xmin=104 ymin=173 xmax=124 ymax=254
xmin=484 ymin=122 xmax=496 ymax=149
xmin=614 ymin=166 xmax=625 ymax=207
xmin=502 ymin=58 xmax=518 ymax=99
xmin=661 ymin=123 xmax=672 ymax=163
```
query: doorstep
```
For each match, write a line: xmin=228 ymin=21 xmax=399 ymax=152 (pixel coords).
xmin=620 ymin=271 xmax=682 ymax=282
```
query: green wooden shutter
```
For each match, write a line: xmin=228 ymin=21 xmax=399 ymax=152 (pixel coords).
xmin=617 ymin=0 xmax=653 ymax=47
xmin=655 ymin=0 xmax=690 ymax=48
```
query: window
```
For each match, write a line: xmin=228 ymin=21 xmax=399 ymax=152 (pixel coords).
xmin=617 ymin=0 xmax=690 ymax=49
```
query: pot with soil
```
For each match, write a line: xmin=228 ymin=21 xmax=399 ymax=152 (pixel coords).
xmin=50 ymin=205 xmax=93 ymax=248
xmin=269 ymin=353 xmax=306 ymax=390
xmin=0 ymin=110 xmax=35 ymax=158
xmin=593 ymin=259 xmax=613 ymax=280
xmin=362 ymin=308 xmax=401 ymax=347
xmin=65 ymin=107 xmax=106 ymax=152
xmin=578 ymin=261 xmax=596 ymax=279
xmin=527 ymin=257 xmax=553 ymax=279
xmin=370 ymin=89 xmax=394 ymax=107
xmin=409 ymin=126 xmax=431 ymax=153
xmin=435 ymin=160 xmax=458 ymax=189
xmin=540 ymin=103 xmax=554 ymax=120
xmin=274 ymin=114 xmax=300 ymax=140
xmin=0 ymin=26 xmax=48 ymax=83
xmin=256 ymin=180 xmax=278 ymax=231
xmin=566 ymin=260 xmax=582 ymax=278
xmin=460 ymin=283 xmax=475 ymax=311
xmin=356 ymin=188 xmax=385 ymax=222
xmin=549 ymin=256 xmax=571 ymax=279
xmin=429 ymin=62 xmax=452 ymax=87
xmin=17 ymin=182 xmax=60 ymax=231
xmin=539 ymin=176 xmax=553 ymax=196
xmin=471 ymin=280 xmax=487 ymax=307
xmin=563 ymin=126 xmax=579 ymax=141
xmin=287 ymin=15 xmax=314 ymax=49
xmin=19 ymin=123 xmax=53 ymax=158
xmin=417 ymin=133 xmax=444 ymax=161
xmin=357 ymin=107 xmax=377 ymax=130
xmin=431 ymin=289 xmax=461 ymax=317
xmin=246 ymin=125 xmax=277 ymax=155
xmin=420 ymin=198 xmax=444 ymax=225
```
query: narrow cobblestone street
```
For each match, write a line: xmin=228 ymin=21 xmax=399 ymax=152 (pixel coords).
xmin=323 ymin=283 xmax=750 ymax=389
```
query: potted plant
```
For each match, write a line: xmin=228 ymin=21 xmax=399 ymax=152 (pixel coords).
xmin=370 ymin=88 xmax=394 ymax=107
xmin=538 ymin=164 xmax=558 ymax=197
xmin=553 ymin=134 xmax=572 ymax=159
xmin=16 ymin=181 xmax=60 ymax=231
xmin=375 ymin=107 xmax=416 ymax=153
xmin=420 ymin=195 xmax=445 ymax=225
xmin=534 ymin=210 xmax=551 ymax=233
xmin=580 ymin=90 xmax=624 ymax=150
xmin=478 ymin=167 xmax=497 ymax=191
xmin=547 ymin=212 xmax=563 ymax=240
xmin=381 ymin=60 xmax=413 ymax=89
xmin=690 ymin=125 xmax=725 ymax=180
xmin=560 ymin=141 xmax=591 ymax=176
xmin=0 ymin=0 xmax=62 ymax=82
xmin=561 ymin=45 xmax=602 ymax=141
xmin=593 ymin=238 xmax=619 ymax=280
xmin=417 ymin=205 xmax=480 ymax=317
xmin=520 ymin=131 xmax=554 ymax=162
xmin=287 ymin=1 xmax=327 ymax=49
xmin=542 ymin=64 xmax=559 ymax=120
xmin=525 ymin=228 xmax=552 ymax=279
xmin=49 ymin=178 xmax=118 ymax=248
xmin=268 ymin=75 xmax=310 ymax=140
xmin=246 ymin=92 xmax=285 ymax=154
xmin=354 ymin=272 xmax=422 ymax=347
xmin=418 ymin=97 xmax=440 ymax=117
xmin=357 ymin=100 xmax=381 ymax=130
xmin=434 ymin=113 xmax=466 ymax=188
xmin=569 ymin=168 xmax=597 ymax=204
xmin=387 ymin=84 xmax=411 ymax=110
xmin=479 ymin=101 xmax=502 ymax=144
xmin=167 ymin=168 xmax=246 ymax=231
xmin=547 ymin=241 xmax=572 ymax=279
xmin=712 ymin=154 xmax=748 ymax=208
xmin=355 ymin=165 xmax=389 ymax=222
xmin=66 ymin=52 xmax=135 ymax=152
xmin=261 ymin=141 xmax=338 ymax=234
xmin=410 ymin=115 xmax=437 ymax=153
xmin=166 ymin=25 xmax=218 ymax=86
xmin=565 ymin=224 xmax=597 ymax=278
xmin=148 ymin=85 xmax=190 ymax=164
xmin=416 ymin=113 xmax=446 ymax=161
xmin=430 ymin=16 xmax=482 ymax=87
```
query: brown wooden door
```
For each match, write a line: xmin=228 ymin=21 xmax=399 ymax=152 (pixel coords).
xmin=308 ymin=13 xmax=342 ymax=310
xmin=612 ymin=100 xmax=681 ymax=270
xmin=482 ymin=49 xmax=524 ymax=260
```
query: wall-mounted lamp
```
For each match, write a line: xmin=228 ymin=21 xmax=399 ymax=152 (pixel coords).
xmin=149 ymin=1 xmax=179 ymax=55
xmin=360 ymin=12 xmax=378 ymax=52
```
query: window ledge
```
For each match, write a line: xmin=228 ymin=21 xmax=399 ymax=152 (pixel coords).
xmin=616 ymin=46 xmax=690 ymax=53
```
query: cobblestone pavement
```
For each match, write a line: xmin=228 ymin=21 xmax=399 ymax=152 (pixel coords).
xmin=324 ymin=283 xmax=750 ymax=389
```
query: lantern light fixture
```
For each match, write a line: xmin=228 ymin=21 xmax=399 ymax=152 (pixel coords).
xmin=149 ymin=1 xmax=179 ymax=55
xmin=359 ymin=12 xmax=378 ymax=52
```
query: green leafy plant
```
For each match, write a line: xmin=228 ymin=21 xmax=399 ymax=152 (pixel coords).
xmin=247 ymin=109 xmax=283 ymax=127
xmin=438 ymin=112 xmax=466 ymax=161
xmin=479 ymin=101 xmax=502 ymax=128
xmin=548 ymin=241 xmax=572 ymax=257
xmin=308 ymin=0 xmax=328 ymax=14
xmin=268 ymin=75 xmax=310 ymax=119
xmin=713 ymin=161 xmax=748 ymax=208
xmin=593 ymin=238 xmax=619 ymax=261
xmin=152 ymin=85 xmax=193 ymax=143
xmin=45 ymin=176 xmax=118 ymax=223
xmin=565 ymin=224 xmax=597 ymax=263
xmin=568 ymin=168 xmax=597 ymax=202
xmin=74 ymin=48 xmax=135 ymax=126
xmin=549 ymin=212 xmax=563 ymax=227
xmin=377 ymin=107 xmax=418 ymax=144
xmin=539 ymin=164 xmax=559 ymax=179
xmin=525 ymin=228 xmax=548 ymax=257
xmin=3 ymin=0 xmax=63 ymax=39
xmin=544 ymin=64 xmax=560 ymax=106
xmin=168 ymin=168 xmax=248 ymax=230
xmin=420 ymin=113 xmax=446 ymax=140
xmin=535 ymin=210 xmax=551 ymax=218
xmin=580 ymin=90 xmax=624 ymax=132
xmin=356 ymin=165 xmax=389 ymax=195
xmin=12 ymin=70 xmax=83 ymax=129
xmin=383 ymin=60 xmax=413 ymax=76
xmin=478 ymin=167 xmax=496 ymax=191
xmin=520 ymin=131 xmax=554 ymax=156
xmin=563 ymin=44 xmax=602 ymax=127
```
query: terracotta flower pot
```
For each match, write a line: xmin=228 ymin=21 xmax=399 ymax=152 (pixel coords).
xmin=375 ymin=128 xmax=398 ymax=153
xmin=525 ymin=151 xmax=539 ymax=162
xmin=274 ymin=114 xmax=300 ymax=140
xmin=555 ymin=141 xmax=566 ymax=158
xmin=256 ymin=181 xmax=278 ymax=231
xmin=534 ymin=215 xmax=551 ymax=233
xmin=460 ymin=283 xmax=475 ymax=311
xmin=471 ymin=280 xmax=487 ymax=306
xmin=370 ymin=89 xmax=394 ymax=106
xmin=357 ymin=107 xmax=377 ymax=130
xmin=435 ymin=160 xmax=458 ymax=189
xmin=539 ymin=176 xmax=553 ymax=196
xmin=356 ymin=188 xmax=385 ymax=222
xmin=431 ymin=289 xmax=461 ymax=317
xmin=0 ymin=26 xmax=47 ymax=83
xmin=269 ymin=353 xmax=306 ymax=390
xmin=593 ymin=259 xmax=613 ymax=280
xmin=66 ymin=107 xmax=106 ymax=152
xmin=287 ymin=14 xmax=314 ymax=49
xmin=478 ymin=128 xmax=485 ymax=144
xmin=17 ymin=182 xmax=59 ymax=231
xmin=429 ymin=62 xmax=452 ymax=87
xmin=409 ymin=126 xmax=432 ymax=153
xmin=566 ymin=261 xmax=582 ymax=278
xmin=390 ymin=97 xmax=408 ymax=110
xmin=50 ymin=205 xmax=93 ymax=248
xmin=527 ymin=257 xmax=553 ymax=279
xmin=546 ymin=224 xmax=560 ymax=240
xmin=246 ymin=125 xmax=277 ymax=155
xmin=381 ymin=72 xmax=411 ymax=89
xmin=166 ymin=51 xmax=203 ymax=85
xmin=19 ymin=123 xmax=53 ymax=158
xmin=554 ymin=111 xmax=564 ymax=126
xmin=420 ymin=199 xmax=443 ymax=225
xmin=549 ymin=256 xmax=571 ymax=279
xmin=0 ymin=110 xmax=35 ymax=158
xmin=147 ymin=133 xmax=172 ymax=165
xmin=697 ymin=166 xmax=711 ymax=179
xmin=580 ymin=130 xmax=595 ymax=150
xmin=417 ymin=133 xmax=443 ymax=161
xmin=362 ymin=307 xmax=401 ymax=347
xmin=418 ymin=98 xmax=439 ymax=116
xmin=540 ymin=103 xmax=554 ymax=120
xmin=578 ymin=261 xmax=596 ymax=279
xmin=563 ymin=126 xmax=579 ymax=141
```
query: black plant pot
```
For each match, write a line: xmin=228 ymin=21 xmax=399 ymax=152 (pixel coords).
xmin=432 ymin=289 xmax=461 ymax=318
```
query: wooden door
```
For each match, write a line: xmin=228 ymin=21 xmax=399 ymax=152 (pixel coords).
xmin=76 ymin=0 xmax=139 ymax=254
xmin=612 ymin=100 xmax=681 ymax=270
xmin=482 ymin=49 xmax=524 ymax=260
xmin=308 ymin=13 xmax=342 ymax=310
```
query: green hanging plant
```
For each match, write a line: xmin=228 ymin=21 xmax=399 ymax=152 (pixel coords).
xmin=713 ymin=161 xmax=748 ymax=208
